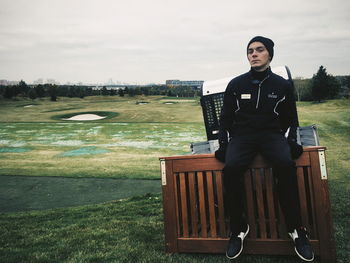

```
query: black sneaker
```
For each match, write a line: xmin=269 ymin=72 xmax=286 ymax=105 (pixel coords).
xmin=226 ymin=224 xmax=250 ymax=259
xmin=289 ymin=227 xmax=314 ymax=262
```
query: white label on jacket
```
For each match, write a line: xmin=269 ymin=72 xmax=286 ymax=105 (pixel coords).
xmin=241 ymin=94 xmax=251 ymax=99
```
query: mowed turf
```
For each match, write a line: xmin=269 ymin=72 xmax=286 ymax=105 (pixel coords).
xmin=0 ymin=96 xmax=203 ymax=123
xmin=0 ymin=96 xmax=206 ymax=179
xmin=0 ymin=175 xmax=161 ymax=213
xmin=0 ymin=97 xmax=349 ymax=262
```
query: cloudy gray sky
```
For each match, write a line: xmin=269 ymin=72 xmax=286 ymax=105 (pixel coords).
xmin=1 ymin=0 xmax=349 ymax=84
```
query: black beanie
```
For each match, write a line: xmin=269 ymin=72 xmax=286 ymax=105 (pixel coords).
xmin=247 ymin=36 xmax=274 ymax=60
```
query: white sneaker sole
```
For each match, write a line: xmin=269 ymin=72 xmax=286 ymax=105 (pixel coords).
xmin=226 ymin=224 xmax=250 ymax=260
xmin=289 ymin=231 xmax=314 ymax=262
xmin=294 ymin=247 xmax=314 ymax=262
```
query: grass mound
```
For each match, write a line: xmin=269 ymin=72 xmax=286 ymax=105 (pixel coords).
xmin=162 ymin=101 xmax=178 ymax=104
xmin=51 ymin=111 xmax=118 ymax=121
xmin=43 ymin=107 xmax=83 ymax=113
xmin=15 ymin=103 xmax=40 ymax=107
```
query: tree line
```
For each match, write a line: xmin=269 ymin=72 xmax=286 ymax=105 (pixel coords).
xmin=0 ymin=82 xmax=201 ymax=101
xmin=1 ymin=66 xmax=349 ymax=102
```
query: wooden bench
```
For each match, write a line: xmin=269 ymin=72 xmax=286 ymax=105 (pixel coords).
xmin=160 ymin=146 xmax=336 ymax=262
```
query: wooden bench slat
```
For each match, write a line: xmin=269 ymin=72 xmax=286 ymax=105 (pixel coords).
xmin=277 ymin=202 xmax=288 ymax=239
xmin=173 ymin=172 xmax=181 ymax=238
xmin=197 ymin=172 xmax=208 ymax=238
xmin=297 ymin=167 xmax=310 ymax=231
xmin=307 ymin=166 xmax=318 ymax=238
xmin=265 ymin=168 xmax=278 ymax=239
xmin=170 ymin=150 xmax=311 ymax=173
xmin=215 ymin=171 xmax=227 ymax=237
xmin=179 ymin=172 xmax=189 ymax=237
xmin=206 ymin=171 xmax=217 ymax=237
xmin=188 ymin=172 xmax=198 ymax=237
xmin=254 ymin=168 xmax=267 ymax=238
xmin=173 ymin=158 xmax=223 ymax=173
xmin=244 ymin=170 xmax=257 ymax=238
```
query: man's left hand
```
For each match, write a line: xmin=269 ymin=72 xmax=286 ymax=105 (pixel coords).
xmin=288 ymin=139 xmax=303 ymax=159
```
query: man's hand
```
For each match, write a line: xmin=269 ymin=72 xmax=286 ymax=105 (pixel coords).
xmin=215 ymin=143 xmax=227 ymax=163
xmin=288 ymin=139 xmax=303 ymax=159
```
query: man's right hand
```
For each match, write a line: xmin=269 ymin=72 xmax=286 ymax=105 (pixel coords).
xmin=215 ymin=143 xmax=227 ymax=163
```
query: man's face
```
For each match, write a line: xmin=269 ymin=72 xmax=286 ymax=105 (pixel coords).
xmin=247 ymin=41 xmax=271 ymax=72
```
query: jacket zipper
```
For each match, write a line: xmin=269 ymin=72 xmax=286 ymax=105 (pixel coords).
xmin=255 ymin=75 xmax=269 ymax=109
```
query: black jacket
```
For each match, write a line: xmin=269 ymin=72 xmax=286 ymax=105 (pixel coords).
xmin=218 ymin=67 xmax=299 ymax=144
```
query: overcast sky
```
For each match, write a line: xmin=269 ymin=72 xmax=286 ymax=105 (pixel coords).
xmin=1 ymin=0 xmax=349 ymax=84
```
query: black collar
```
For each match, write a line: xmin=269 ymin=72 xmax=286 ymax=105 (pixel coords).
xmin=250 ymin=67 xmax=271 ymax=81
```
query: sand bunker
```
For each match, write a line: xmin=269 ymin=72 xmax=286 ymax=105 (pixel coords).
xmin=63 ymin=114 xmax=106 ymax=121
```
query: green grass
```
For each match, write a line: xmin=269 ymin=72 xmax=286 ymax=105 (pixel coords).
xmin=298 ymin=99 xmax=350 ymax=263
xmin=0 ymin=97 xmax=349 ymax=262
xmin=0 ymin=96 xmax=206 ymax=179
xmin=0 ymin=194 xmax=320 ymax=263
xmin=0 ymin=96 xmax=203 ymax=123
xmin=0 ymin=122 xmax=205 ymax=179
xmin=0 ymin=176 xmax=161 ymax=213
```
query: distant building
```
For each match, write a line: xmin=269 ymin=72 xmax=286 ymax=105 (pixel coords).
xmin=32 ymin=78 xmax=60 ymax=85
xmin=46 ymin=79 xmax=60 ymax=85
xmin=33 ymin=78 xmax=44 ymax=85
xmin=0 ymin=79 xmax=8 ymax=85
xmin=0 ymin=79 xmax=19 ymax=86
xmin=166 ymin=79 xmax=204 ymax=88
xmin=92 ymin=86 xmax=126 ymax=91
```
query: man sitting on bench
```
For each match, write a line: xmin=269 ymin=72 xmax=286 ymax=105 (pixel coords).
xmin=215 ymin=36 xmax=314 ymax=261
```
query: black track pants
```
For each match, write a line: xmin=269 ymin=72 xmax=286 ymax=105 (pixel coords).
xmin=223 ymin=132 xmax=302 ymax=235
